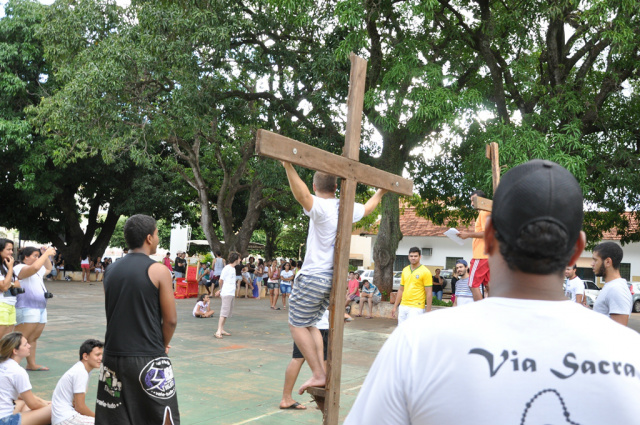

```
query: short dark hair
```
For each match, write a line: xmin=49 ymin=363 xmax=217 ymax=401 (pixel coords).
xmin=228 ymin=252 xmax=240 ymax=264
xmin=79 ymin=339 xmax=103 ymax=360
xmin=215 ymin=251 xmax=222 ymax=257
xmin=313 ymin=172 xmax=337 ymax=193
xmin=593 ymin=242 xmax=623 ymax=270
xmin=124 ymin=215 xmax=157 ymax=250
xmin=409 ymin=247 xmax=421 ymax=255
xmin=496 ymin=220 xmax=574 ymax=275
xmin=471 ymin=189 xmax=486 ymax=198
xmin=18 ymin=247 xmax=40 ymax=263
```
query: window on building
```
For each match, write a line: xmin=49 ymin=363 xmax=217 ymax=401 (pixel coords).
xmin=620 ymin=263 xmax=631 ymax=281
xmin=394 ymin=255 xmax=409 ymax=271
xmin=446 ymin=257 xmax=464 ymax=270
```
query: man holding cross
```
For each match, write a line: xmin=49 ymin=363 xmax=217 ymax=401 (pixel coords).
xmin=282 ymin=162 xmax=385 ymax=394
xmin=459 ymin=189 xmax=491 ymax=300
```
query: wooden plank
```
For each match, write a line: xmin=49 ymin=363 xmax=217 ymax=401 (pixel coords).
xmin=256 ymin=130 xmax=413 ymax=196
xmin=324 ymin=178 xmax=357 ymax=425
xmin=344 ymin=53 xmax=367 ymax=160
xmin=488 ymin=142 xmax=500 ymax=193
xmin=472 ymin=196 xmax=493 ymax=212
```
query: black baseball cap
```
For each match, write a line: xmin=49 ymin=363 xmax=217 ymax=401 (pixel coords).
xmin=492 ymin=160 xmax=583 ymax=249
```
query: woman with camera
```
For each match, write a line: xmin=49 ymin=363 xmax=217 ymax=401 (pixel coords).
xmin=0 ymin=239 xmax=23 ymax=339
xmin=13 ymin=246 xmax=56 ymax=371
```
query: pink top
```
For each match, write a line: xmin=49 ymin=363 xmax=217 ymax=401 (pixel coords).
xmin=348 ymin=279 xmax=360 ymax=297
xmin=163 ymin=257 xmax=173 ymax=271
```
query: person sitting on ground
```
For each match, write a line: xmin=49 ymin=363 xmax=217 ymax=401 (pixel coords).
xmin=357 ymin=280 xmax=381 ymax=318
xmin=51 ymin=339 xmax=103 ymax=425
xmin=0 ymin=332 xmax=51 ymax=425
xmin=345 ymin=272 xmax=360 ymax=319
xmin=192 ymin=294 xmax=215 ymax=318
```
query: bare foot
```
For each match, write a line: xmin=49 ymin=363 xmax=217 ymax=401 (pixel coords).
xmin=298 ymin=375 xmax=326 ymax=395
xmin=221 ymin=331 xmax=231 ymax=336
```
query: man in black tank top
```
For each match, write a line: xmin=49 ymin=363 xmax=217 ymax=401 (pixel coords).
xmin=95 ymin=214 xmax=179 ymax=425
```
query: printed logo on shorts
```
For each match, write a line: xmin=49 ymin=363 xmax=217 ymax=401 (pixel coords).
xmin=139 ymin=357 xmax=176 ymax=399
xmin=99 ymin=365 xmax=123 ymax=399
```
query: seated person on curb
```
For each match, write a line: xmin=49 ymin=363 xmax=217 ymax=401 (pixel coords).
xmin=51 ymin=339 xmax=103 ymax=425
xmin=345 ymin=272 xmax=360 ymax=318
xmin=0 ymin=332 xmax=51 ymax=425
xmin=345 ymin=160 xmax=640 ymax=425
xmin=193 ymin=294 xmax=215 ymax=318
xmin=357 ymin=280 xmax=381 ymax=318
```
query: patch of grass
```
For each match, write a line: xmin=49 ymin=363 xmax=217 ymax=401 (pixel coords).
xmin=432 ymin=297 xmax=453 ymax=307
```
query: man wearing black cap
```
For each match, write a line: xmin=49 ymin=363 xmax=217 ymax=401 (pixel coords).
xmin=345 ymin=160 xmax=640 ymax=425
xmin=458 ymin=190 xmax=490 ymax=301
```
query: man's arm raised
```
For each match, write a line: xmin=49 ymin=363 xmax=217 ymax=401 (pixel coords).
xmin=282 ymin=161 xmax=313 ymax=211
xmin=363 ymin=189 xmax=387 ymax=217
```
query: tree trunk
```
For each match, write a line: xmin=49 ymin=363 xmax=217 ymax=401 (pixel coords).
xmin=372 ymin=193 xmax=402 ymax=299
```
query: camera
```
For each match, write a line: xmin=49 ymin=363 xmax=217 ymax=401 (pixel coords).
xmin=9 ymin=286 xmax=25 ymax=296
xmin=44 ymin=292 xmax=54 ymax=299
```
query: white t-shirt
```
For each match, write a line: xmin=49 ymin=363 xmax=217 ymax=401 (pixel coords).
xmin=51 ymin=361 xmax=90 ymax=424
xmin=280 ymin=270 xmax=294 ymax=285
xmin=192 ymin=301 xmax=209 ymax=316
xmin=315 ymin=309 xmax=330 ymax=330
xmin=0 ymin=270 xmax=17 ymax=307
xmin=564 ymin=276 xmax=584 ymax=302
xmin=593 ymin=277 xmax=632 ymax=316
xmin=345 ymin=298 xmax=640 ymax=425
xmin=219 ymin=264 xmax=238 ymax=297
xmin=0 ymin=358 xmax=32 ymax=417
xmin=298 ymin=196 xmax=365 ymax=277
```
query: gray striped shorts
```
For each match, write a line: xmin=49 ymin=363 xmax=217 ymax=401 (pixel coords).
xmin=289 ymin=273 xmax=332 ymax=327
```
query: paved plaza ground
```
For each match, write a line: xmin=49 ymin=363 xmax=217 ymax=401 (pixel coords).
xmin=22 ymin=281 xmax=640 ymax=424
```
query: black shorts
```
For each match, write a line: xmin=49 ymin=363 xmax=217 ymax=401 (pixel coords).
xmin=96 ymin=353 xmax=180 ymax=425
xmin=292 ymin=329 xmax=328 ymax=360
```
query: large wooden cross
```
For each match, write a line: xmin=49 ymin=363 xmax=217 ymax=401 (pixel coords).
xmin=471 ymin=142 xmax=500 ymax=211
xmin=255 ymin=53 xmax=413 ymax=425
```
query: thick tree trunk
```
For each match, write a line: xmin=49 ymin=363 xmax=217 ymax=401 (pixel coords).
xmin=372 ymin=193 xmax=402 ymax=300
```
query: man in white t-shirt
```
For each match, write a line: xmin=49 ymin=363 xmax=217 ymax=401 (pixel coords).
xmin=52 ymin=339 xmax=103 ymax=425
xmin=214 ymin=252 xmax=241 ymax=339
xmin=345 ymin=160 xmax=640 ymax=425
xmin=592 ymin=242 xmax=632 ymax=325
xmin=563 ymin=265 xmax=584 ymax=304
xmin=282 ymin=162 xmax=385 ymax=394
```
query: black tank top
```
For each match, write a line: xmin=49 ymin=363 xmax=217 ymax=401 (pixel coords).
xmin=103 ymin=253 xmax=165 ymax=356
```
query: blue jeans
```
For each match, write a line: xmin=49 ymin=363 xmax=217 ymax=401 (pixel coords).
xmin=435 ymin=290 xmax=443 ymax=301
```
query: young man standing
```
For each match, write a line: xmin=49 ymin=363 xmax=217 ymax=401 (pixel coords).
xmin=458 ymin=190 xmax=490 ymax=300
xmin=282 ymin=161 xmax=385 ymax=394
xmin=564 ymin=265 xmax=584 ymax=304
xmin=592 ymin=242 xmax=632 ymax=325
xmin=96 ymin=214 xmax=179 ymax=425
xmin=391 ymin=247 xmax=433 ymax=324
xmin=52 ymin=339 xmax=103 ymax=425
xmin=345 ymin=160 xmax=640 ymax=424
xmin=214 ymin=252 xmax=241 ymax=339
xmin=452 ymin=259 xmax=472 ymax=306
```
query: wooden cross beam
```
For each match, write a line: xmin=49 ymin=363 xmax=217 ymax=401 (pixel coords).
xmin=471 ymin=142 xmax=500 ymax=212
xmin=256 ymin=53 xmax=413 ymax=425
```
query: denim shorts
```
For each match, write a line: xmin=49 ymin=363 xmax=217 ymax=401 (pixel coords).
xmin=0 ymin=413 xmax=21 ymax=425
xmin=280 ymin=284 xmax=292 ymax=294
xmin=16 ymin=307 xmax=47 ymax=324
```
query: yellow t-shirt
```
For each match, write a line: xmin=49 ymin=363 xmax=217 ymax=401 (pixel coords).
xmin=400 ymin=264 xmax=432 ymax=309
xmin=472 ymin=210 xmax=490 ymax=260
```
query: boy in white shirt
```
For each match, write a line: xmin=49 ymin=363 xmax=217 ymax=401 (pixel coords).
xmin=214 ymin=253 xmax=241 ymax=339
xmin=51 ymin=339 xmax=103 ymax=425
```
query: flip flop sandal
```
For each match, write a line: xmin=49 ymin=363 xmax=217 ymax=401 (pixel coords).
xmin=280 ymin=402 xmax=306 ymax=410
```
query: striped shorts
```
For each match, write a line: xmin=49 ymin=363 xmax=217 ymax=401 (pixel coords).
xmin=289 ymin=273 xmax=332 ymax=328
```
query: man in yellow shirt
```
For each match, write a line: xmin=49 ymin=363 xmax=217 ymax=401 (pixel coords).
xmin=392 ymin=247 xmax=432 ymax=324
xmin=459 ymin=190 xmax=490 ymax=301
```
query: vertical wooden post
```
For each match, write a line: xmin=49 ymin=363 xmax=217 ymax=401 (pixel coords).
xmin=324 ymin=53 xmax=367 ymax=425
xmin=486 ymin=142 xmax=500 ymax=193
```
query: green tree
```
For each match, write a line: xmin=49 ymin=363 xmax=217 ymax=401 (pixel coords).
xmin=412 ymin=0 xmax=640 ymax=248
